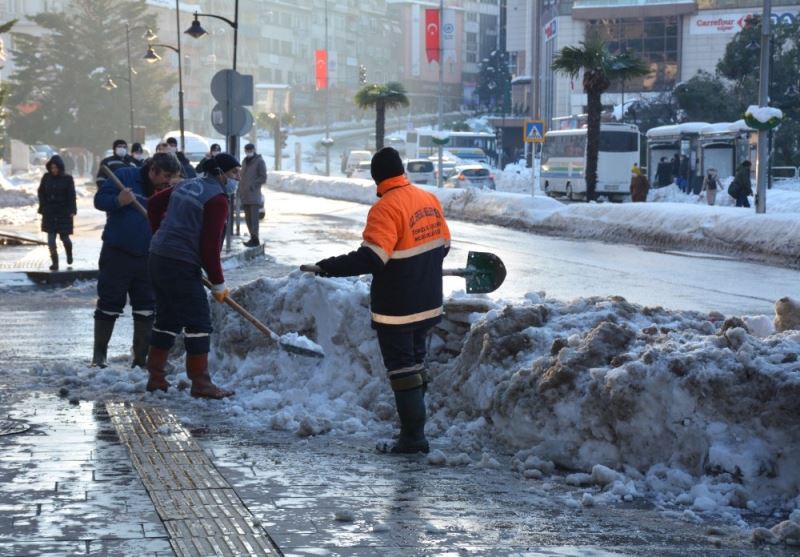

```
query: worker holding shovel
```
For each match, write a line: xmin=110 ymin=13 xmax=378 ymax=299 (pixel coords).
xmin=145 ymin=153 xmax=241 ymax=399
xmin=306 ymin=147 xmax=451 ymax=454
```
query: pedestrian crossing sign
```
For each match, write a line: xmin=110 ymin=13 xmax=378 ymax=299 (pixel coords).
xmin=524 ymin=120 xmax=546 ymax=143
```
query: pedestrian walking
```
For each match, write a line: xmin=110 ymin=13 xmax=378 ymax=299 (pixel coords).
xmin=728 ymin=160 xmax=753 ymax=208
xmin=91 ymin=153 xmax=182 ymax=369
xmin=145 ymin=153 xmax=241 ymax=399
xmin=238 ymin=143 xmax=266 ymax=247
xmin=38 ymin=155 xmax=76 ymax=271
xmin=629 ymin=164 xmax=649 ymax=202
xmin=306 ymin=147 xmax=451 ymax=454
xmin=131 ymin=143 xmax=145 ymax=166
xmin=96 ymin=139 xmax=136 ymax=188
xmin=195 ymin=143 xmax=222 ymax=176
xmin=678 ymin=154 xmax=690 ymax=193
xmin=166 ymin=136 xmax=197 ymax=179
xmin=670 ymin=153 xmax=681 ymax=186
xmin=700 ymin=167 xmax=722 ymax=206
xmin=655 ymin=156 xmax=672 ymax=187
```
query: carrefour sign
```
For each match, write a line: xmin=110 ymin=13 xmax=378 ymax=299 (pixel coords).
xmin=689 ymin=10 xmax=798 ymax=35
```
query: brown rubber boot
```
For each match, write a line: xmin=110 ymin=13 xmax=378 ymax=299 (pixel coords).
xmin=186 ymin=353 xmax=234 ymax=399
xmin=146 ymin=347 xmax=171 ymax=392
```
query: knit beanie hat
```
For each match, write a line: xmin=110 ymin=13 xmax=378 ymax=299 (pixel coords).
xmin=215 ymin=153 xmax=240 ymax=172
xmin=370 ymin=147 xmax=405 ymax=184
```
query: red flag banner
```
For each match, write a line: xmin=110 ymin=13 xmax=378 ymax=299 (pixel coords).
xmin=315 ymin=49 xmax=328 ymax=90
xmin=425 ymin=9 xmax=440 ymax=64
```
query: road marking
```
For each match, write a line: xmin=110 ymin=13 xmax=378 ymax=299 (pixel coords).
xmin=106 ymin=401 xmax=282 ymax=557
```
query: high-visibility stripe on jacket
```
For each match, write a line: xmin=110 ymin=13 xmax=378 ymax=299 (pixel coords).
xmin=363 ymin=176 xmax=450 ymax=331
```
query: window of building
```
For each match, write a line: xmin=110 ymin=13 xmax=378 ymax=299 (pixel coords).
xmin=586 ymin=16 xmax=679 ymax=93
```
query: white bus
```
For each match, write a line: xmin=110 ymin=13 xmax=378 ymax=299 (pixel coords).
xmin=405 ymin=129 xmax=497 ymax=166
xmin=541 ymin=123 xmax=640 ymax=201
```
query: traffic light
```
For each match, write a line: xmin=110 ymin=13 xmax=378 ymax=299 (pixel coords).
xmin=358 ymin=64 xmax=367 ymax=85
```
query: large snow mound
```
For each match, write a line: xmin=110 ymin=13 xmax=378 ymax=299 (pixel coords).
xmin=24 ymin=273 xmax=800 ymax=527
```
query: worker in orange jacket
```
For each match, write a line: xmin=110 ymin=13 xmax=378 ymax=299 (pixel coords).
xmin=308 ymin=147 xmax=451 ymax=454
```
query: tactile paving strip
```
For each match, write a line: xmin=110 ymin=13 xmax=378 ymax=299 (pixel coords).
xmin=106 ymin=402 xmax=282 ymax=557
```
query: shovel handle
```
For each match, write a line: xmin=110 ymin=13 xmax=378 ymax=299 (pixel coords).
xmin=300 ymin=264 xmax=322 ymax=273
xmin=442 ymin=268 xmax=467 ymax=277
xmin=101 ymin=165 xmax=148 ymax=218
xmin=201 ymin=277 xmax=280 ymax=342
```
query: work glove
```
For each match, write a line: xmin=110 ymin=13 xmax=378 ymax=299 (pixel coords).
xmin=310 ymin=263 xmax=331 ymax=278
xmin=210 ymin=282 xmax=229 ymax=303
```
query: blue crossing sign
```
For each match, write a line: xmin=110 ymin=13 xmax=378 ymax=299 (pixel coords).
xmin=524 ymin=120 xmax=546 ymax=144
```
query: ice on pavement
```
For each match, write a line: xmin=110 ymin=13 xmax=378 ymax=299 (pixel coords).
xmin=27 ymin=270 xmax=800 ymax=535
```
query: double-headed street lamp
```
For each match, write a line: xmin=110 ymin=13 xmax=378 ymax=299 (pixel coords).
xmin=145 ymin=41 xmax=186 ymax=151
xmin=184 ymin=3 xmax=240 ymax=157
xmin=101 ymin=24 xmax=155 ymax=142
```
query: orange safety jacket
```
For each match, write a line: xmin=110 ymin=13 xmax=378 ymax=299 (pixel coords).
xmin=362 ymin=176 xmax=451 ymax=331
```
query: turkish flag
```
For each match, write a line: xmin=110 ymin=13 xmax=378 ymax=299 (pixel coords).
xmin=425 ymin=9 xmax=440 ymax=64
xmin=315 ymin=49 xmax=328 ymax=90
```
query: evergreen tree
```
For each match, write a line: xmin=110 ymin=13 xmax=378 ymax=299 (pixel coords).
xmin=6 ymin=0 xmax=175 ymax=156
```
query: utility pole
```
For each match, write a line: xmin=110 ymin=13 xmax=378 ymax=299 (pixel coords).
xmin=175 ymin=0 xmax=185 ymax=152
xmin=755 ymin=0 xmax=771 ymax=214
xmin=436 ymin=0 xmax=444 ymax=187
xmin=324 ymin=0 xmax=331 ymax=176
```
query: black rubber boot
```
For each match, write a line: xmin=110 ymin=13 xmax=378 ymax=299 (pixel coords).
xmin=48 ymin=248 xmax=59 ymax=271
xmin=91 ymin=318 xmax=115 ymax=368
xmin=131 ymin=317 xmax=153 ymax=368
xmin=377 ymin=386 xmax=429 ymax=454
xmin=64 ymin=241 xmax=73 ymax=265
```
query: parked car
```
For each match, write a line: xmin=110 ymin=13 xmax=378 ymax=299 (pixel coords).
xmin=405 ymin=159 xmax=435 ymax=185
xmin=445 ymin=165 xmax=496 ymax=190
xmin=345 ymin=150 xmax=372 ymax=177
xmin=350 ymin=161 xmax=373 ymax=180
xmin=30 ymin=144 xmax=56 ymax=165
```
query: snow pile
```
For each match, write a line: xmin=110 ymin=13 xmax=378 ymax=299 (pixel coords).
xmin=23 ymin=271 xmax=800 ymax=531
xmin=268 ymin=171 xmax=800 ymax=264
xmin=745 ymin=105 xmax=783 ymax=125
xmin=0 ymin=173 xmax=37 ymax=208
xmin=495 ymin=162 xmax=536 ymax=194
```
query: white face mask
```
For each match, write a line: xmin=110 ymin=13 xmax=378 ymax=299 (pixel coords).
xmin=245 ymin=151 xmax=254 ymax=157
xmin=115 ymin=147 xmax=127 ymax=157
xmin=226 ymin=178 xmax=239 ymax=190
xmin=133 ymin=153 xmax=144 ymax=161
xmin=168 ymin=146 xmax=177 ymax=154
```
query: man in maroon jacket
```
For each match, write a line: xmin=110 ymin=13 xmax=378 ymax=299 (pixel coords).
xmin=145 ymin=153 xmax=241 ymax=399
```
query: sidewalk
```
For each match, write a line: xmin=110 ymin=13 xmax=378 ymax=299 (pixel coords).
xmin=0 ymin=195 xmax=263 ymax=287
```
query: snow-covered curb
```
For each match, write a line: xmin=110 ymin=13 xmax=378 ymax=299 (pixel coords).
xmin=267 ymin=171 xmax=800 ymax=266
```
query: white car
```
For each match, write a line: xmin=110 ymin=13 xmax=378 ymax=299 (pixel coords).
xmin=345 ymin=150 xmax=372 ymax=177
xmin=445 ymin=165 xmax=496 ymax=190
xmin=350 ymin=161 xmax=373 ymax=180
xmin=405 ymin=159 xmax=435 ymax=185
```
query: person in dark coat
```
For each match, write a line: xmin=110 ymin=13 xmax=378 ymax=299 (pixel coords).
xmin=131 ymin=143 xmax=145 ymax=167
xmin=670 ymin=153 xmax=681 ymax=185
xmin=195 ymin=143 xmax=222 ymax=176
xmin=38 ymin=155 xmax=77 ymax=271
xmin=730 ymin=160 xmax=753 ymax=208
xmin=655 ymin=157 xmax=672 ymax=187
xmin=91 ymin=153 xmax=182 ymax=369
xmin=96 ymin=139 xmax=136 ymax=188
xmin=166 ymin=136 xmax=197 ymax=179
xmin=678 ymin=155 xmax=690 ymax=193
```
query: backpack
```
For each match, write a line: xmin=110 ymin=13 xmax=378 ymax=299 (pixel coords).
xmin=727 ymin=181 xmax=738 ymax=198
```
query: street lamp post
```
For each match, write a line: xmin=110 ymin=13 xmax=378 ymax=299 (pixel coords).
xmin=185 ymin=0 xmax=239 ymax=157
xmin=144 ymin=41 xmax=185 ymax=153
xmin=111 ymin=24 xmax=156 ymax=142
xmin=755 ymin=0 xmax=771 ymax=214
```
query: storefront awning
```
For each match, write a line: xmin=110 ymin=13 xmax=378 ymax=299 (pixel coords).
xmin=572 ymin=0 xmax=697 ymax=19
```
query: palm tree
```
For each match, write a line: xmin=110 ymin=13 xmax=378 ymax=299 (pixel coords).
xmin=354 ymin=82 xmax=410 ymax=151
xmin=552 ymin=36 xmax=649 ymax=201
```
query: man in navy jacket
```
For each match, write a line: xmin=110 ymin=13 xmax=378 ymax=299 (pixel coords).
xmin=91 ymin=153 xmax=181 ymax=368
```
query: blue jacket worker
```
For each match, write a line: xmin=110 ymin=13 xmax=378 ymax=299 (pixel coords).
xmin=91 ymin=153 xmax=182 ymax=369
xmin=96 ymin=139 xmax=137 ymax=188
xmin=145 ymin=153 xmax=241 ymax=399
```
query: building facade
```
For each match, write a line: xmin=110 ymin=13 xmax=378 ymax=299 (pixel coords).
xmin=508 ymin=0 xmax=800 ymax=130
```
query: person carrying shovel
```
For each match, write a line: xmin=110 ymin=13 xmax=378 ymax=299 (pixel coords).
xmin=306 ymin=147 xmax=451 ymax=454
xmin=145 ymin=153 xmax=241 ymax=399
